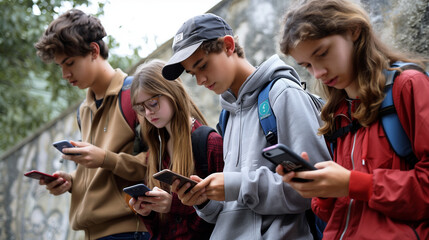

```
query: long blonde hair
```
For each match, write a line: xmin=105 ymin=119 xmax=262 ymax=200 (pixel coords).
xmin=280 ymin=0 xmax=425 ymax=135
xmin=131 ymin=60 xmax=208 ymax=191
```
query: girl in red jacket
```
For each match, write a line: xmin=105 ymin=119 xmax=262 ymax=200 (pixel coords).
xmin=278 ymin=0 xmax=429 ymax=239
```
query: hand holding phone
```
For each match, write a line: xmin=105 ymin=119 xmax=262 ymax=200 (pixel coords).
xmin=123 ymin=183 xmax=151 ymax=199
xmin=24 ymin=170 xmax=58 ymax=183
xmin=153 ymin=169 xmax=197 ymax=191
xmin=53 ymin=140 xmax=80 ymax=155
xmin=262 ymin=143 xmax=316 ymax=182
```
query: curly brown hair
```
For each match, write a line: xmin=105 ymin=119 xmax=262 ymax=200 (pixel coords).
xmin=34 ymin=9 xmax=109 ymax=62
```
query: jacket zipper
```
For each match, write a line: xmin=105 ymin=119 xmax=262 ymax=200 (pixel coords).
xmin=339 ymin=133 xmax=357 ymax=240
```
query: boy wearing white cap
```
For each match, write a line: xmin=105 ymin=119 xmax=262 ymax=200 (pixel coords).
xmin=163 ymin=13 xmax=330 ymax=239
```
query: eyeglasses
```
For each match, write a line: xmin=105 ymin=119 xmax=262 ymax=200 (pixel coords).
xmin=133 ymin=94 xmax=162 ymax=116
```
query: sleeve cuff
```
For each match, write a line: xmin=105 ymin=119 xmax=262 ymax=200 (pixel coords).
xmin=223 ymin=172 xmax=242 ymax=201
xmin=314 ymin=197 xmax=335 ymax=209
xmin=102 ymin=150 xmax=116 ymax=171
xmin=349 ymin=170 xmax=373 ymax=201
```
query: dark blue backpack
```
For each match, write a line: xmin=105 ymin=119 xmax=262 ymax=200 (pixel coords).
xmin=216 ymin=76 xmax=326 ymax=240
xmin=326 ymin=62 xmax=429 ymax=168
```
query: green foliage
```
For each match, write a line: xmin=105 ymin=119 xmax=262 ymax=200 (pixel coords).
xmin=0 ymin=0 xmax=141 ymax=155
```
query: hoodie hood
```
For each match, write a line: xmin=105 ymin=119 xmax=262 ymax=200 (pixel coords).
xmin=220 ymin=55 xmax=300 ymax=112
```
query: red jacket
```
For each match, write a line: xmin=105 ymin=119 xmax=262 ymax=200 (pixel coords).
xmin=313 ymin=70 xmax=429 ymax=240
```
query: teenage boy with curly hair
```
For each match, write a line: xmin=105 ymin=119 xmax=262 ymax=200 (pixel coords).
xmin=35 ymin=9 xmax=149 ymax=240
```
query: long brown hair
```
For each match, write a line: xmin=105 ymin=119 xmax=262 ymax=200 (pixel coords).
xmin=130 ymin=60 xmax=207 ymax=191
xmin=280 ymin=0 xmax=425 ymax=135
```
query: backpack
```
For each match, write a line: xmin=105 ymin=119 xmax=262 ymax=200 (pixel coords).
xmin=380 ymin=62 xmax=428 ymax=166
xmin=216 ymin=76 xmax=326 ymax=240
xmin=216 ymin=76 xmax=324 ymax=142
xmin=191 ymin=125 xmax=217 ymax=176
xmin=326 ymin=62 xmax=429 ymax=168
xmin=77 ymin=76 xmax=148 ymax=154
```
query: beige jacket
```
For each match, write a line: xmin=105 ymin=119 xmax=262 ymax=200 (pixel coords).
xmin=71 ymin=69 xmax=147 ymax=239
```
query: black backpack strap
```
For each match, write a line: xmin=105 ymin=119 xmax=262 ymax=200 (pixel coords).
xmin=133 ymin=123 xmax=148 ymax=155
xmin=191 ymin=125 xmax=216 ymax=177
xmin=324 ymin=120 xmax=362 ymax=143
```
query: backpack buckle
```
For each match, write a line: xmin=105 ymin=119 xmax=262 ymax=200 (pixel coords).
xmin=266 ymin=131 xmax=278 ymax=145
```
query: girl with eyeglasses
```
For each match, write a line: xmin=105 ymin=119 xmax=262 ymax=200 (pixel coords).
xmin=128 ymin=59 xmax=224 ymax=240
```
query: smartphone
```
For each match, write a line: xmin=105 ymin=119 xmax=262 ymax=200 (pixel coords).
xmin=52 ymin=140 xmax=80 ymax=155
xmin=123 ymin=183 xmax=152 ymax=199
xmin=24 ymin=170 xmax=58 ymax=183
xmin=153 ymin=169 xmax=197 ymax=191
xmin=262 ymin=143 xmax=316 ymax=182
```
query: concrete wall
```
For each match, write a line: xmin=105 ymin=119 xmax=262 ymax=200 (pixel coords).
xmin=1 ymin=0 xmax=428 ymax=239
xmin=0 ymin=103 xmax=84 ymax=240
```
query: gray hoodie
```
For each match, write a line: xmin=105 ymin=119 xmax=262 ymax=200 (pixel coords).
xmin=196 ymin=55 xmax=331 ymax=239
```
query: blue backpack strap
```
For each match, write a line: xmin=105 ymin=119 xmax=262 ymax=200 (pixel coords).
xmin=219 ymin=75 xmax=324 ymax=146
xmin=380 ymin=61 xmax=424 ymax=166
xmin=257 ymin=76 xmax=325 ymax=146
xmin=216 ymin=109 xmax=230 ymax=138
xmin=258 ymin=80 xmax=278 ymax=145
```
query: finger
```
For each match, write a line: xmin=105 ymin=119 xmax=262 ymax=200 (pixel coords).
xmin=140 ymin=202 xmax=156 ymax=211
xmin=175 ymin=183 xmax=190 ymax=198
xmin=53 ymin=171 xmax=68 ymax=179
xmin=46 ymin=178 xmax=64 ymax=189
xmin=190 ymin=179 xmax=209 ymax=194
xmin=49 ymin=181 xmax=69 ymax=195
xmin=276 ymin=165 xmax=285 ymax=176
xmin=288 ymin=181 xmax=319 ymax=198
xmin=281 ymin=171 xmax=296 ymax=182
xmin=301 ymin=152 xmax=309 ymax=161
xmin=133 ymin=203 xmax=141 ymax=211
xmin=190 ymin=188 xmax=206 ymax=202
xmin=189 ymin=175 xmax=203 ymax=182
xmin=39 ymin=179 xmax=46 ymax=185
xmin=171 ymin=179 xmax=181 ymax=193
xmin=314 ymin=160 xmax=333 ymax=169
xmin=294 ymin=170 xmax=319 ymax=180
xmin=70 ymin=140 xmax=85 ymax=147
xmin=138 ymin=196 xmax=157 ymax=204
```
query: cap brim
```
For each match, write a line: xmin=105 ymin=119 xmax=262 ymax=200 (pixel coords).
xmin=162 ymin=41 xmax=203 ymax=80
